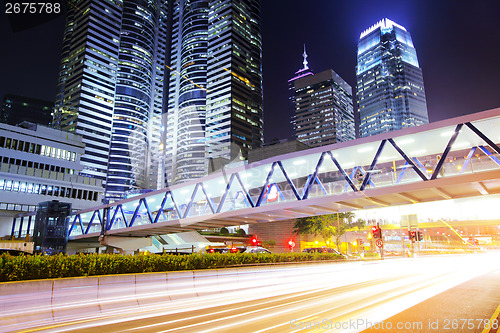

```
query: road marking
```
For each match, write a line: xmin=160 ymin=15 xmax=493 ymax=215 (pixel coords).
xmin=481 ymin=302 xmax=500 ymax=333
xmin=298 ymin=315 xmax=319 ymax=323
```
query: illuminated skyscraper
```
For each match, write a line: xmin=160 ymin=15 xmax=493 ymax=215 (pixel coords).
xmin=356 ymin=18 xmax=428 ymax=137
xmin=288 ymin=46 xmax=313 ymax=130
xmin=53 ymin=0 xmax=168 ymax=200
xmin=165 ymin=0 xmax=263 ymax=185
xmin=165 ymin=0 xmax=209 ymax=184
xmin=293 ymin=69 xmax=355 ymax=147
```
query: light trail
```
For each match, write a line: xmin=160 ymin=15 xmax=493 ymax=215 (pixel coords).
xmin=3 ymin=252 xmax=500 ymax=333
xmin=439 ymin=218 xmax=469 ymax=244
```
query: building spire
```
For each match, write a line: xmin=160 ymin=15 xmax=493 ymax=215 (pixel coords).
xmin=302 ymin=44 xmax=309 ymax=70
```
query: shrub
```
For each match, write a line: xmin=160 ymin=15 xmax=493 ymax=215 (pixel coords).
xmin=219 ymin=227 xmax=229 ymax=235
xmin=236 ymin=228 xmax=246 ymax=236
xmin=0 ymin=251 xmax=345 ymax=282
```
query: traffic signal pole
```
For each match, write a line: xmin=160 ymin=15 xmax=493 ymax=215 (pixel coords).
xmin=379 ymin=223 xmax=384 ymax=260
xmin=372 ymin=224 xmax=384 ymax=260
xmin=401 ymin=224 xmax=406 ymax=257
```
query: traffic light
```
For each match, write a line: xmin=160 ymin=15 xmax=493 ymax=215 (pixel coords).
xmin=250 ymin=236 xmax=262 ymax=246
xmin=416 ymin=231 xmax=423 ymax=241
xmin=409 ymin=230 xmax=416 ymax=241
xmin=372 ymin=225 xmax=382 ymax=239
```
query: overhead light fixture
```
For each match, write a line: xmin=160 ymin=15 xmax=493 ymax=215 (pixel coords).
xmin=357 ymin=146 xmax=373 ymax=153
xmin=395 ymin=138 xmax=415 ymax=145
xmin=441 ymin=131 xmax=454 ymax=137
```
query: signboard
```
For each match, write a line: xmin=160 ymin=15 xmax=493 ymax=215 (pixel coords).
xmin=266 ymin=184 xmax=279 ymax=202
xmin=375 ymin=239 xmax=383 ymax=248
xmin=400 ymin=214 xmax=418 ymax=228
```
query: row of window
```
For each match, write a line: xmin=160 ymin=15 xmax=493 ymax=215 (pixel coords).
xmin=0 ymin=179 xmax=99 ymax=201
xmin=1 ymin=157 xmax=75 ymax=174
xmin=0 ymin=136 xmax=77 ymax=162
xmin=0 ymin=202 xmax=35 ymax=213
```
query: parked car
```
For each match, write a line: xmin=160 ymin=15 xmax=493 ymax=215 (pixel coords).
xmin=244 ymin=246 xmax=271 ymax=254
xmin=302 ymin=247 xmax=342 ymax=255
xmin=207 ymin=247 xmax=229 ymax=253
xmin=207 ymin=246 xmax=271 ymax=254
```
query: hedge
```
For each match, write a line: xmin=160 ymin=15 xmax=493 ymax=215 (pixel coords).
xmin=0 ymin=252 xmax=345 ymax=282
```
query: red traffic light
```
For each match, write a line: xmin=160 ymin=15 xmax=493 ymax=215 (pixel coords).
xmin=372 ymin=226 xmax=381 ymax=239
xmin=250 ymin=236 xmax=262 ymax=246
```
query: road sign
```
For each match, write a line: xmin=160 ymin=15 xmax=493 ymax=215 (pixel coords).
xmin=400 ymin=214 xmax=418 ymax=228
xmin=375 ymin=239 xmax=383 ymax=248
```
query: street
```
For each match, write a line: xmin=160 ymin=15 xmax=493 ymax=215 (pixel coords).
xmin=4 ymin=252 xmax=500 ymax=333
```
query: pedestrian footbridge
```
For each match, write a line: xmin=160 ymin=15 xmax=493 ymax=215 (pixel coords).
xmin=12 ymin=109 xmax=500 ymax=243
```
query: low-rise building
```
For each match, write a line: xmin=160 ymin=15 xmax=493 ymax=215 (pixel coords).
xmin=0 ymin=122 xmax=103 ymax=237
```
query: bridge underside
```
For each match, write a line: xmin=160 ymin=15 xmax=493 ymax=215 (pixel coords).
xmin=70 ymin=168 xmax=500 ymax=244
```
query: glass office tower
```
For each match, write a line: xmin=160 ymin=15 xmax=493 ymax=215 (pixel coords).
xmin=166 ymin=0 xmax=263 ymax=185
xmin=165 ymin=0 xmax=209 ymax=184
xmin=53 ymin=0 xmax=168 ymax=201
xmin=294 ymin=69 xmax=355 ymax=147
xmin=288 ymin=46 xmax=314 ymax=131
xmin=107 ymin=1 xmax=168 ymax=200
xmin=356 ymin=18 xmax=428 ymax=138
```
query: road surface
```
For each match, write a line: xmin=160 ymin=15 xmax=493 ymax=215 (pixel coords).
xmin=3 ymin=252 xmax=500 ymax=333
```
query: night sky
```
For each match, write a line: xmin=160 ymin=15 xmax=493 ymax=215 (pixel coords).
xmin=1 ymin=0 xmax=500 ymax=143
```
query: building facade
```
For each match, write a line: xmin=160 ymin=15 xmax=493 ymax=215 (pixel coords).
xmin=356 ymin=18 xmax=428 ymax=138
xmin=53 ymin=0 xmax=168 ymax=201
xmin=247 ymin=138 xmax=309 ymax=164
xmin=1 ymin=94 xmax=53 ymax=126
xmin=293 ymin=69 xmax=355 ymax=147
xmin=288 ymin=46 xmax=314 ymax=132
xmin=165 ymin=0 xmax=263 ymax=185
xmin=0 ymin=122 xmax=103 ymax=237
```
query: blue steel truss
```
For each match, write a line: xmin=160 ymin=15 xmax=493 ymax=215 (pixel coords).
xmin=15 ymin=119 xmax=496 ymax=239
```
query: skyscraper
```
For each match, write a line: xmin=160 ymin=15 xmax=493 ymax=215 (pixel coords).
xmin=356 ymin=18 xmax=428 ymax=138
xmin=53 ymin=0 xmax=168 ymax=200
xmin=165 ymin=0 xmax=263 ymax=185
xmin=1 ymin=94 xmax=53 ymax=126
xmin=288 ymin=46 xmax=313 ymax=131
xmin=293 ymin=69 xmax=355 ymax=147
